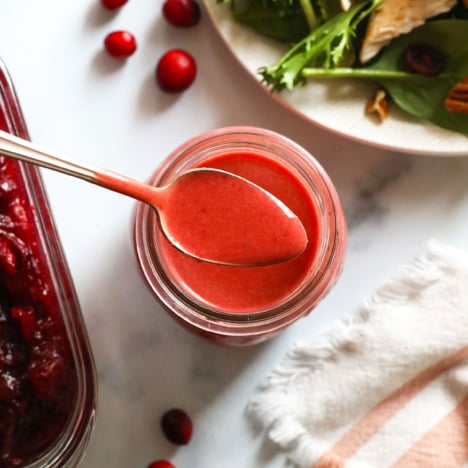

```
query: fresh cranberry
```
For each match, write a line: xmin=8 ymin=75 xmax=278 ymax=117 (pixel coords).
xmin=104 ymin=31 xmax=137 ymax=58
xmin=156 ymin=49 xmax=197 ymax=92
xmin=403 ymin=44 xmax=446 ymax=77
xmin=100 ymin=0 xmax=128 ymax=10
xmin=148 ymin=461 xmax=175 ymax=468
xmin=161 ymin=408 xmax=193 ymax=445
xmin=162 ymin=0 xmax=201 ymax=27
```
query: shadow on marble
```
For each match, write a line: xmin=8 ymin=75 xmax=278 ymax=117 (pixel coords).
xmin=78 ymin=231 xmax=275 ymax=464
xmin=83 ymin=1 xmax=125 ymax=29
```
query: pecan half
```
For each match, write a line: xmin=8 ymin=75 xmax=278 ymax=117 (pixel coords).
xmin=445 ymin=77 xmax=468 ymax=113
xmin=365 ymin=89 xmax=389 ymax=121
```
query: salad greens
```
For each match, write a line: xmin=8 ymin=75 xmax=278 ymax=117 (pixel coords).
xmin=258 ymin=0 xmax=381 ymax=91
xmin=369 ymin=20 xmax=468 ymax=136
xmin=223 ymin=0 xmax=309 ymax=42
xmin=223 ymin=0 xmax=342 ymax=42
xmin=220 ymin=0 xmax=468 ymax=136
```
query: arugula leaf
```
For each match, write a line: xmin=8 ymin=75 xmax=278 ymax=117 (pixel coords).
xmin=369 ymin=20 xmax=468 ymax=136
xmin=259 ymin=0 xmax=381 ymax=91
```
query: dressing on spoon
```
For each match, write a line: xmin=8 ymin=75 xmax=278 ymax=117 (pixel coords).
xmin=0 ymin=130 xmax=308 ymax=266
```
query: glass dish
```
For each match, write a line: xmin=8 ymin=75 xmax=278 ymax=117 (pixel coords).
xmin=133 ymin=126 xmax=347 ymax=346
xmin=0 ymin=60 xmax=97 ymax=466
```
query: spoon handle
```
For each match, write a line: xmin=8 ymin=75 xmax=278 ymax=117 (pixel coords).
xmin=0 ymin=130 xmax=96 ymax=180
xmin=0 ymin=130 xmax=161 ymax=205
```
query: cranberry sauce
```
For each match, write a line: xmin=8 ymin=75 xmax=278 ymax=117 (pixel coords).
xmin=0 ymin=99 xmax=76 ymax=464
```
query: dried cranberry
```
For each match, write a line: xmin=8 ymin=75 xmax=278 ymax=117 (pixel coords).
xmin=162 ymin=0 xmax=201 ymax=27
xmin=100 ymin=0 xmax=128 ymax=10
xmin=148 ymin=461 xmax=175 ymax=468
xmin=161 ymin=408 xmax=193 ymax=445
xmin=104 ymin=31 xmax=137 ymax=58
xmin=156 ymin=49 xmax=197 ymax=93
xmin=403 ymin=44 xmax=446 ymax=77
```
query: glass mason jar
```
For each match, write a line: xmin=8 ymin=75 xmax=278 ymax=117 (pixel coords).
xmin=133 ymin=126 xmax=347 ymax=346
xmin=0 ymin=60 xmax=97 ymax=466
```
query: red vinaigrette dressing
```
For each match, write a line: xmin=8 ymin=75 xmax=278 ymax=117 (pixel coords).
xmin=156 ymin=150 xmax=320 ymax=313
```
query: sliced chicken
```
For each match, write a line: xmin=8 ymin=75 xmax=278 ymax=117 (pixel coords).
xmin=359 ymin=0 xmax=457 ymax=63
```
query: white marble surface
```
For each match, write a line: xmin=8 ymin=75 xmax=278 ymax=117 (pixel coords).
xmin=1 ymin=1 xmax=468 ymax=467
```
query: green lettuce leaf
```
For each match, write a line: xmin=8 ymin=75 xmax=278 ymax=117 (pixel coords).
xmin=369 ymin=20 xmax=468 ymax=136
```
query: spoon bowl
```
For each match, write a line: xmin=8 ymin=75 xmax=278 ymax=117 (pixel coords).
xmin=0 ymin=130 xmax=308 ymax=266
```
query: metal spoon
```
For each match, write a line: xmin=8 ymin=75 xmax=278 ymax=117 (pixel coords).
xmin=0 ymin=130 xmax=308 ymax=266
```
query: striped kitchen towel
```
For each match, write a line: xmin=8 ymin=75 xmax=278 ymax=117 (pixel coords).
xmin=247 ymin=241 xmax=468 ymax=468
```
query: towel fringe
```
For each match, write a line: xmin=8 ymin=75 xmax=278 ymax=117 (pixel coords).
xmin=246 ymin=240 xmax=467 ymax=467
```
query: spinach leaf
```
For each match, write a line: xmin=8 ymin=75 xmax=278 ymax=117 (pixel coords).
xmin=222 ymin=0 xmax=343 ymax=43
xmin=369 ymin=20 xmax=468 ymax=136
xmin=224 ymin=0 xmax=309 ymax=42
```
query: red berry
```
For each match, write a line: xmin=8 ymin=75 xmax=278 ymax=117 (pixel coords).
xmin=403 ymin=44 xmax=445 ymax=77
xmin=162 ymin=0 xmax=201 ymax=27
xmin=156 ymin=49 xmax=197 ymax=93
xmin=100 ymin=0 xmax=128 ymax=10
xmin=148 ymin=461 xmax=175 ymax=468
xmin=161 ymin=408 xmax=193 ymax=445
xmin=104 ymin=31 xmax=137 ymax=58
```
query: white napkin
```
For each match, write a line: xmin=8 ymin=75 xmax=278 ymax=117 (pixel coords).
xmin=247 ymin=241 xmax=468 ymax=468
